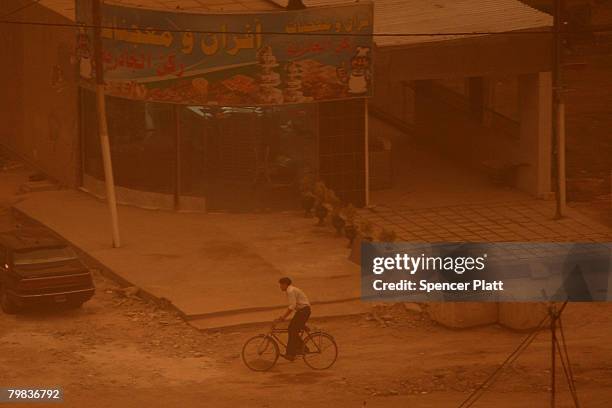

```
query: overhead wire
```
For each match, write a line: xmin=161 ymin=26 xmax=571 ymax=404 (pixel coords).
xmin=0 ymin=0 xmax=41 ymax=19
xmin=1 ymin=18 xmax=612 ymax=37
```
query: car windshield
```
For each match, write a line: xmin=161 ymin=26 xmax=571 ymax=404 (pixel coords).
xmin=13 ymin=247 xmax=78 ymax=265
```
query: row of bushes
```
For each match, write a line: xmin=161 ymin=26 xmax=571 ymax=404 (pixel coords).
xmin=299 ymin=175 xmax=398 ymax=247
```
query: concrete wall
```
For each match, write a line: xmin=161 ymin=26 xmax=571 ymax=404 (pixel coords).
xmin=371 ymin=49 xmax=415 ymax=126
xmin=370 ymin=70 xmax=553 ymax=197
xmin=0 ymin=2 xmax=24 ymax=161
xmin=376 ymin=31 xmax=552 ymax=83
xmin=427 ymin=302 xmax=499 ymax=329
xmin=0 ymin=2 xmax=79 ymax=187
xmin=498 ymin=302 xmax=549 ymax=330
xmin=413 ymin=80 xmax=523 ymax=172
xmin=427 ymin=302 xmax=550 ymax=330
xmin=370 ymin=33 xmax=554 ymax=198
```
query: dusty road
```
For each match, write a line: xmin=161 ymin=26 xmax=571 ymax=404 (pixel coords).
xmin=1 ymin=160 xmax=612 ymax=408
xmin=1 ymin=275 xmax=612 ymax=408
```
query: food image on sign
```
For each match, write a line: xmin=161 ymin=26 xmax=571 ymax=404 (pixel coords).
xmin=76 ymin=1 xmax=373 ymax=106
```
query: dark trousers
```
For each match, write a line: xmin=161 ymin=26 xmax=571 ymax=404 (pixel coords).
xmin=287 ymin=306 xmax=311 ymax=356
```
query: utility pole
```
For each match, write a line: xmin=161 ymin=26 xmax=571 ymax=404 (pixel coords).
xmin=364 ymin=98 xmax=370 ymax=207
xmin=553 ymin=0 xmax=566 ymax=219
xmin=92 ymin=0 xmax=121 ymax=247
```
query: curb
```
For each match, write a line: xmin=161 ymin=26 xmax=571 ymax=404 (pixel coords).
xmin=190 ymin=311 xmax=368 ymax=332
xmin=184 ymin=296 xmax=361 ymax=321
xmin=10 ymin=206 xmax=187 ymax=319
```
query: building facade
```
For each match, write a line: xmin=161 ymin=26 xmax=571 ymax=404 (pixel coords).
xmin=0 ymin=0 xmax=554 ymax=211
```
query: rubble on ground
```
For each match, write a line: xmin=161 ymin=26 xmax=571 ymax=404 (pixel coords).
xmin=89 ymin=271 xmax=220 ymax=359
xmin=363 ymin=302 xmax=431 ymax=328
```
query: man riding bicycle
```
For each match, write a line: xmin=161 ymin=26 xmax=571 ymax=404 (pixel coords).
xmin=275 ymin=277 xmax=311 ymax=361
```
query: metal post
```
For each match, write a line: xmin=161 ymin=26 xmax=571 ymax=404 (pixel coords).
xmin=364 ymin=98 xmax=370 ymax=207
xmin=92 ymin=0 xmax=121 ymax=247
xmin=174 ymin=104 xmax=181 ymax=211
xmin=557 ymin=102 xmax=566 ymax=213
xmin=551 ymin=305 xmax=557 ymax=408
xmin=553 ymin=0 xmax=566 ymax=218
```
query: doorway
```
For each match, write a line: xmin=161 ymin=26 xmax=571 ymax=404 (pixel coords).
xmin=178 ymin=105 xmax=318 ymax=212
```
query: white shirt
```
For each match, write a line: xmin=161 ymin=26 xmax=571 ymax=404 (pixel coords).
xmin=286 ymin=285 xmax=310 ymax=311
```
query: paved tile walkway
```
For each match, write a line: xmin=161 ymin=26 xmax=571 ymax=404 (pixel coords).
xmin=360 ymin=200 xmax=611 ymax=243
xmin=365 ymin=116 xmax=611 ymax=243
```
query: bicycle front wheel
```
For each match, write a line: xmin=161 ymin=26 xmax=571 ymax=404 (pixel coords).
xmin=241 ymin=334 xmax=279 ymax=372
xmin=302 ymin=331 xmax=338 ymax=370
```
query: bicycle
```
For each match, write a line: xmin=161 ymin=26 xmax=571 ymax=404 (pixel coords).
xmin=241 ymin=321 xmax=338 ymax=371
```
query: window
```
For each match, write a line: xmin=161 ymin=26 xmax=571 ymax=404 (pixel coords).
xmin=81 ymin=90 xmax=175 ymax=194
xmin=13 ymin=247 xmax=78 ymax=266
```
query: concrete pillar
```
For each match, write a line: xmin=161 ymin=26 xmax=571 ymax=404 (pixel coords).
xmin=517 ymin=72 xmax=553 ymax=198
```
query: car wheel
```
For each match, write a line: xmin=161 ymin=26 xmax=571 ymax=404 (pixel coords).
xmin=0 ymin=287 xmax=19 ymax=314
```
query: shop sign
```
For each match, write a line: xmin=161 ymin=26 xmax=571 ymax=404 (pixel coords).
xmin=76 ymin=1 xmax=373 ymax=105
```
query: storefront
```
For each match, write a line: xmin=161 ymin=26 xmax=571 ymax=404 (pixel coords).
xmin=76 ymin=0 xmax=373 ymax=211
xmin=1 ymin=0 xmax=553 ymax=206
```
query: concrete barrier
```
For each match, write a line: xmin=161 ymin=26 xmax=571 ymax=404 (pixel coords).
xmin=498 ymin=302 xmax=549 ymax=330
xmin=426 ymin=302 xmax=498 ymax=328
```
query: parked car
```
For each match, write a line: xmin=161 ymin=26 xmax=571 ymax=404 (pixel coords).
xmin=0 ymin=228 xmax=95 ymax=313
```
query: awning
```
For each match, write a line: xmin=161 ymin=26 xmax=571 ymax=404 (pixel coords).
xmin=40 ymin=0 xmax=282 ymax=21
xmin=272 ymin=0 xmax=553 ymax=47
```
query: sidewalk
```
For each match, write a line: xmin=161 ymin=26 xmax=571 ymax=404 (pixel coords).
xmin=360 ymin=200 xmax=611 ymax=243
xmin=12 ymin=185 xmax=611 ymax=330
xmin=14 ymin=190 xmax=365 ymax=329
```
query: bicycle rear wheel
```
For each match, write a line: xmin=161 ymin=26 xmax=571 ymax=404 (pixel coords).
xmin=241 ymin=334 xmax=279 ymax=371
xmin=302 ymin=331 xmax=338 ymax=370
